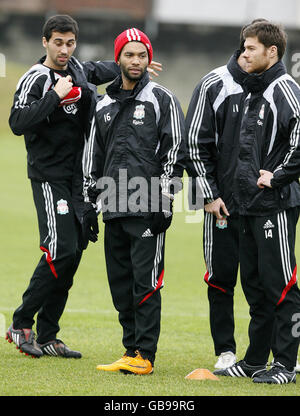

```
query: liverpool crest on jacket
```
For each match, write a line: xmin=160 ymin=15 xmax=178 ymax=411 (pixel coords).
xmin=133 ymin=104 xmax=145 ymax=125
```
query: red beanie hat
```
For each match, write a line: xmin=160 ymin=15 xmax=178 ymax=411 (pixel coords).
xmin=114 ymin=28 xmax=153 ymax=64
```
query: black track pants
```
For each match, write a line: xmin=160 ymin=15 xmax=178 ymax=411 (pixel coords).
xmin=240 ymin=208 xmax=300 ymax=370
xmin=104 ymin=216 xmax=165 ymax=364
xmin=203 ymin=212 xmax=239 ymax=356
xmin=13 ymin=180 xmax=83 ymax=343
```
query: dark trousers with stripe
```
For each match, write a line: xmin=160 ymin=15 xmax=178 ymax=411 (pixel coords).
xmin=13 ymin=180 xmax=83 ymax=343
xmin=240 ymin=208 xmax=300 ymax=370
xmin=203 ymin=212 xmax=239 ymax=356
xmin=104 ymin=216 xmax=165 ymax=365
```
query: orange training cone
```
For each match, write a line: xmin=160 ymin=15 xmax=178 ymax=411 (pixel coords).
xmin=185 ymin=368 xmax=220 ymax=381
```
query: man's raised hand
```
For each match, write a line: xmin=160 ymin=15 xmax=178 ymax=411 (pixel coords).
xmin=54 ymin=75 xmax=73 ymax=99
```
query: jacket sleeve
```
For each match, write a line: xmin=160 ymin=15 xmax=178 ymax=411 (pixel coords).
xmin=82 ymin=60 xmax=120 ymax=86
xmin=9 ymin=71 xmax=60 ymax=136
xmin=271 ymin=81 xmax=300 ymax=188
xmin=82 ymin=113 xmax=105 ymax=204
xmin=157 ymin=90 xmax=186 ymax=195
xmin=185 ymin=75 xmax=221 ymax=204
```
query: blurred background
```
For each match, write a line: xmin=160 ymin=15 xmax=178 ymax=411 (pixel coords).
xmin=1 ymin=0 xmax=300 ymax=110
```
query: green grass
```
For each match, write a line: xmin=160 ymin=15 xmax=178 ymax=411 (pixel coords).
xmin=0 ymin=62 xmax=299 ymax=398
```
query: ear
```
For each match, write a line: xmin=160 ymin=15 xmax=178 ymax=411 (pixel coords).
xmin=42 ymin=37 xmax=47 ymax=49
xmin=269 ymin=45 xmax=278 ymax=58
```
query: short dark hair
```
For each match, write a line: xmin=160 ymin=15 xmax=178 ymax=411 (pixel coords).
xmin=42 ymin=15 xmax=79 ymax=41
xmin=239 ymin=18 xmax=269 ymax=51
xmin=243 ymin=21 xmax=287 ymax=60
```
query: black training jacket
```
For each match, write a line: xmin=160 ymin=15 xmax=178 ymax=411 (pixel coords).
xmin=9 ymin=56 xmax=119 ymax=182
xmin=235 ymin=60 xmax=300 ymax=216
xmin=83 ymin=72 xmax=186 ymax=221
xmin=185 ymin=51 xmax=248 ymax=215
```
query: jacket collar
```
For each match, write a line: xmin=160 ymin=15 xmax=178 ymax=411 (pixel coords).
xmin=242 ymin=60 xmax=287 ymax=94
xmin=37 ymin=55 xmax=85 ymax=78
xmin=106 ymin=71 xmax=150 ymax=100
xmin=38 ymin=55 xmax=76 ymax=69
xmin=227 ymin=50 xmax=249 ymax=86
xmin=37 ymin=55 xmax=90 ymax=89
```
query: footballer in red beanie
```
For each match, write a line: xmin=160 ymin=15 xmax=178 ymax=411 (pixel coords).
xmin=114 ymin=28 xmax=153 ymax=64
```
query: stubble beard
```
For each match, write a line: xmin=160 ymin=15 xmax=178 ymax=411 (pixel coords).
xmin=121 ymin=64 xmax=147 ymax=83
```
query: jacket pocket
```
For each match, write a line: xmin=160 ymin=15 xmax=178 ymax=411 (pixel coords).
xmin=278 ymin=184 xmax=291 ymax=209
xmin=263 ymin=187 xmax=277 ymax=201
xmin=261 ymin=187 xmax=280 ymax=211
xmin=279 ymin=184 xmax=291 ymax=200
